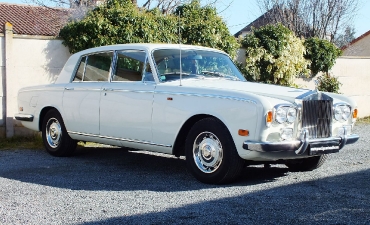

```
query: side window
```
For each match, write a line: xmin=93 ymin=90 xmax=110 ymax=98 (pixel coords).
xmin=113 ymin=50 xmax=153 ymax=82
xmin=84 ymin=52 xmax=113 ymax=81
xmin=73 ymin=56 xmax=86 ymax=82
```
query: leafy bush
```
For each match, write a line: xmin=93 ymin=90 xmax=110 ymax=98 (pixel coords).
xmin=240 ymin=24 xmax=309 ymax=86
xmin=304 ymin=37 xmax=342 ymax=76
xmin=317 ymin=73 xmax=341 ymax=93
xmin=175 ymin=1 xmax=238 ymax=58
xmin=59 ymin=0 xmax=238 ymax=56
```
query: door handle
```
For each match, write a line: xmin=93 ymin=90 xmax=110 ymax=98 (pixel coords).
xmin=103 ymin=88 xmax=113 ymax=91
xmin=65 ymin=87 xmax=74 ymax=90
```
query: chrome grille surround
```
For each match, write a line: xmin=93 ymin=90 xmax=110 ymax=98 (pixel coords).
xmin=296 ymin=91 xmax=333 ymax=139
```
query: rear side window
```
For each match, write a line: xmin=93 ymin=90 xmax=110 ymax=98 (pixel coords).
xmin=73 ymin=56 xmax=86 ymax=81
xmin=73 ymin=52 xmax=113 ymax=82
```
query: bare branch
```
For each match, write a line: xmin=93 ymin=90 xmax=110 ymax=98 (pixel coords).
xmin=256 ymin=0 xmax=359 ymax=41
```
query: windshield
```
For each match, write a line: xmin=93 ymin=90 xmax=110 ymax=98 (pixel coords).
xmin=152 ymin=48 xmax=246 ymax=82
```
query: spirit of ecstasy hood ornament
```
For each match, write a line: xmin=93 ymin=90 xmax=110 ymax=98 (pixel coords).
xmin=314 ymin=79 xmax=319 ymax=92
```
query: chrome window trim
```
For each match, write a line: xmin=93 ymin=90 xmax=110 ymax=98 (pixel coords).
xmin=84 ymin=51 xmax=114 ymax=82
xmin=110 ymin=49 xmax=150 ymax=83
xmin=68 ymin=131 xmax=172 ymax=148
xmin=71 ymin=55 xmax=87 ymax=83
xmin=150 ymin=48 xmax=246 ymax=83
xmin=71 ymin=51 xmax=115 ymax=83
xmin=81 ymin=55 xmax=88 ymax=81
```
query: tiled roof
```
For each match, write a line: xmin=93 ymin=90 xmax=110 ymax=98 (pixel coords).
xmin=234 ymin=10 xmax=274 ymax=37
xmin=0 ymin=3 xmax=71 ymax=36
xmin=341 ymin=30 xmax=370 ymax=50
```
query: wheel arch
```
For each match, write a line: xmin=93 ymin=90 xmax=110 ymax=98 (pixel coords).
xmin=172 ymin=114 xmax=230 ymax=157
xmin=38 ymin=106 xmax=59 ymax=131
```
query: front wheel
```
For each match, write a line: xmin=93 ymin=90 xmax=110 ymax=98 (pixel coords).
xmin=285 ymin=155 xmax=327 ymax=172
xmin=42 ymin=109 xmax=77 ymax=157
xmin=185 ymin=118 xmax=245 ymax=184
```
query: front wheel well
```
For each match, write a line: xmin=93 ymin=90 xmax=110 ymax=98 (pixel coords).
xmin=38 ymin=107 xmax=58 ymax=131
xmin=173 ymin=114 xmax=224 ymax=157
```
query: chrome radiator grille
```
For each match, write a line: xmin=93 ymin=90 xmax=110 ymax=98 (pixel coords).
xmin=302 ymin=98 xmax=333 ymax=139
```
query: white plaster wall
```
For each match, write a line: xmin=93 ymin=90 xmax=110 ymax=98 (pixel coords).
xmin=0 ymin=36 xmax=6 ymax=128
xmin=295 ymin=57 xmax=370 ymax=118
xmin=0 ymin=36 xmax=4 ymax=128
xmin=343 ymin=35 xmax=370 ymax=56
xmin=236 ymin=47 xmax=246 ymax=65
xmin=5 ymin=37 xmax=70 ymax=135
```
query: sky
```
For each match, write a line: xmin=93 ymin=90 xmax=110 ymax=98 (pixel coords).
xmin=2 ymin=0 xmax=370 ymax=38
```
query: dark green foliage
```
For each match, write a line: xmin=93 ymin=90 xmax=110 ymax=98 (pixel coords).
xmin=59 ymin=0 xmax=238 ymax=56
xmin=175 ymin=1 xmax=238 ymax=57
xmin=242 ymin=23 xmax=291 ymax=58
xmin=317 ymin=73 xmax=342 ymax=93
xmin=304 ymin=37 xmax=342 ymax=76
xmin=234 ymin=61 xmax=253 ymax=81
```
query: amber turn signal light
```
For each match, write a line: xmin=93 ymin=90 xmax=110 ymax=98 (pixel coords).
xmin=238 ymin=129 xmax=249 ymax=136
xmin=266 ymin=111 xmax=273 ymax=124
xmin=353 ymin=108 xmax=358 ymax=119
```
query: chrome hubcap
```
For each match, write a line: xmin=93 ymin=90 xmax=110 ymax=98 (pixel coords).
xmin=46 ymin=118 xmax=62 ymax=148
xmin=193 ymin=132 xmax=223 ymax=173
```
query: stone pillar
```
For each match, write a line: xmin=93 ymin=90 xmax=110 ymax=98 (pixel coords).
xmin=4 ymin=22 xmax=14 ymax=138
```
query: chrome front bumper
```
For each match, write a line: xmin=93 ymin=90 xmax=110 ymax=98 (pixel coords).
xmin=14 ymin=113 xmax=34 ymax=122
xmin=243 ymin=127 xmax=359 ymax=156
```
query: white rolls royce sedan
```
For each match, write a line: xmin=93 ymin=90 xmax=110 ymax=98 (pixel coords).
xmin=15 ymin=44 xmax=359 ymax=184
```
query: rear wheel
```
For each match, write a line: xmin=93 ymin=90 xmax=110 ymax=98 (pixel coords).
xmin=185 ymin=117 xmax=244 ymax=184
xmin=285 ymin=155 xmax=327 ymax=172
xmin=42 ymin=109 xmax=77 ymax=157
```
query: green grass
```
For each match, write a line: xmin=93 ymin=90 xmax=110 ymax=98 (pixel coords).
xmin=357 ymin=116 xmax=370 ymax=124
xmin=0 ymin=134 xmax=112 ymax=150
xmin=0 ymin=137 xmax=105 ymax=150
xmin=0 ymin=134 xmax=44 ymax=150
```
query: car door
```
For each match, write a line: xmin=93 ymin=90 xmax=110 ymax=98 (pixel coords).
xmin=99 ymin=50 xmax=155 ymax=143
xmin=63 ymin=52 xmax=113 ymax=135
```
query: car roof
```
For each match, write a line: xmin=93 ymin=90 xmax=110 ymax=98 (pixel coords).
xmin=73 ymin=43 xmax=225 ymax=56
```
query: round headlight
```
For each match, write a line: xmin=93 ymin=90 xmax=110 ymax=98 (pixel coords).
xmin=287 ymin=107 xmax=297 ymax=123
xmin=275 ymin=107 xmax=287 ymax=124
xmin=334 ymin=106 xmax=342 ymax=121
xmin=334 ymin=104 xmax=351 ymax=121
xmin=342 ymin=105 xmax=351 ymax=121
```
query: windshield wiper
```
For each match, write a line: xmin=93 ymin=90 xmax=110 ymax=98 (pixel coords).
xmin=201 ymin=71 xmax=239 ymax=81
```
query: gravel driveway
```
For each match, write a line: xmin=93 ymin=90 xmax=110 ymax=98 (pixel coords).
xmin=0 ymin=124 xmax=369 ymax=225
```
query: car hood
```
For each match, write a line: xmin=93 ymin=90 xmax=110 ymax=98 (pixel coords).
xmin=167 ymin=78 xmax=310 ymax=102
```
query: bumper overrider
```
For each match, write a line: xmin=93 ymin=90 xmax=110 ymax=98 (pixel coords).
xmin=243 ymin=126 xmax=359 ymax=156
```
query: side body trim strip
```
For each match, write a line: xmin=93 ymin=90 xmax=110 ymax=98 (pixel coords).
xmin=68 ymin=131 xmax=172 ymax=148
xmin=154 ymin=91 xmax=258 ymax=104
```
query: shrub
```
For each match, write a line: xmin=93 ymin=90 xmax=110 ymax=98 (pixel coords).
xmin=317 ymin=73 xmax=341 ymax=93
xmin=304 ymin=37 xmax=342 ymax=76
xmin=59 ymin=0 xmax=238 ymax=56
xmin=240 ymin=24 xmax=309 ymax=86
